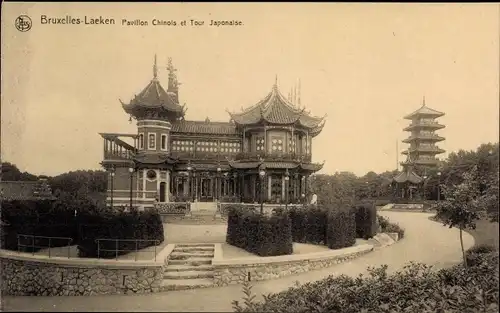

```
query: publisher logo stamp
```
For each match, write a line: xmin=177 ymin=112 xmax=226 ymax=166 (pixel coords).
xmin=15 ymin=15 xmax=32 ymax=32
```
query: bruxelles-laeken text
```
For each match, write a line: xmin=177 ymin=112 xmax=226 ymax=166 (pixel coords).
xmin=40 ymin=16 xmax=243 ymax=27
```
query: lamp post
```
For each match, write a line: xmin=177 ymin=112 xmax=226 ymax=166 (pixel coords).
xmin=259 ymin=168 xmax=266 ymax=214
xmin=110 ymin=169 xmax=115 ymax=208
xmin=216 ymin=166 xmax=222 ymax=201
xmin=423 ymin=175 xmax=428 ymax=200
xmin=437 ymin=171 xmax=441 ymax=201
xmin=284 ymin=170 xmax=290 ymax=210
xmin=128 ymin=167 xmax=134 ymax=209
xmin=187 ymin=165 xmax=192 ymax=201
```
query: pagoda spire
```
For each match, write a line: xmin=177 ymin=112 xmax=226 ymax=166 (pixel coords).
xmin=153 ymin=54 xmax=158 ymax=80
xmin=298 ymin=78 xmax=301 ymax=107
xmin=422 ymin=95 xmax=426 ymax=106
xmin=274 ymin=74 xmax=278 ymax=88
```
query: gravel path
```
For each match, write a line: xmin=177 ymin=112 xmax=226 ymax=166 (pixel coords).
xmin=2 ymin=211 xmax=474 ymax=312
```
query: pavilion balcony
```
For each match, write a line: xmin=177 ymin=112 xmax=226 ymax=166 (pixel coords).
xmin=402 ymin=133 xmax=445 ymax=143
xmin=234 ymin=152 xmax=312 ymax=163
xmin=403 ymin=121 xmax=445 ymax=132
xmin=101 ymin=133 xmax=138 ymax=162
xmin=169 ymin=151 xmax=230 ymax=161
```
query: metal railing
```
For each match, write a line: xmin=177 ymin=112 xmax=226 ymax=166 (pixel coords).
xmin=94 ymin=239 xmax=160 ymax=261
xmin=17 ymin=234 xmax=73 ymax=258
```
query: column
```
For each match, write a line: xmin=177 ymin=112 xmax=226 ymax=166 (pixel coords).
xmin=166 ymin=171 xmax=170 ymax=202
xmin=267 ymin=175 xmax=272 ymax=200
xmin=142 ymin=170 xmax=147 ymax=199
xmin=281 ymin=175 xmax=286 ymax=200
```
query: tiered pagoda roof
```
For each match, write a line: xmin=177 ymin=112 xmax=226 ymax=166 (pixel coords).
xmin=171 ymin=120 xmax=238 ymax=136
xmin=121 ymin=55 xmax=186 ymax=121
xmin=393 ymin=155 xmax=423 ymax=184
xmin=403 ymin=98 xmax=445 ymax=120
xmin=227 ymin=78 xmax=326 ymax=136
xmin=227 ymin=159 xmax=325 ymax=172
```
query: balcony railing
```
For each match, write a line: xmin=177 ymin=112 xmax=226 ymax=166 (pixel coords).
xmin=234 ymin=152 xmax=312 ymax=162
xmin=104 ymin=150 xmax=135 ymax=160
xmin=403 ymin=134 xmax=445 ymax=142
xmin=404 ymin=121 xmax=445 ymax=131
xmin=403 ymin=146 xmax=445 ymax=153
xmin=169 ymin=151 xmax=229 ymax=161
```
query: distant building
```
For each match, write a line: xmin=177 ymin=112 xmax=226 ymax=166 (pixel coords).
xmin=393 ymin=98 xmax=446 ymax=199
xmin=99 ymin=56 xmax=326 ymax=208
xmin=0 ymin=178 xmax=55 ymax=201
xmin=401 ymin=97 xmax=446 ymax=173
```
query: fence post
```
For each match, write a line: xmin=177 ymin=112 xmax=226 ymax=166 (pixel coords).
xmin=48 ymin=237 xmax=51 ymax=258
xmin=17 ymin=235 xmax=20 ymax=253
xmin=115 ymin=239 xmax=118 ymax=260
xmin=135 ymin=241 xmax=138 ymax=261
xmin=31 ymin=235 xmax=35 ymax=255
xmin=97 ymin=240 xmax=100 ymax=259
xmin=68 ymin=239 xmax=72 ymax=259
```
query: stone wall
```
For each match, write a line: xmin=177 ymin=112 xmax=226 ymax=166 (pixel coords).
xmin=0 ymin=250 xmax=164 ymax=296
xmin=212 ymin=244 xmax=373 ymax=287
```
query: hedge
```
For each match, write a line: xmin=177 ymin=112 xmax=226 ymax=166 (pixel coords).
xmin=326 ymin=207 xmax=357 ymax=249
xmin=1 ymin=199 xmax=165 ymax=259
xmin=77 ymin=209 xmax=164 ymax=258
xmin=354 ymin=202 xmax=378 ymax=239
xmin=226 ymin=206 xmax=293 ymax=257
xmin=289 ymin=206 xmax=327 ymax=245
xmin=1 ymin=200 xmax=77 ymax=252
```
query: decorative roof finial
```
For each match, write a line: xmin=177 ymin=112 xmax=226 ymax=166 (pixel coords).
xmin=422 ymin=95 xmax=426 ymax=106
xmin=274 ymin=74 xmax=278 ymax=89
xmin=153 ymin=54 xmax=158 ymax=80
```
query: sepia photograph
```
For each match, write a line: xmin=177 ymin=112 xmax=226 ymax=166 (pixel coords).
xmin=1 ymin=2 xmax=499 ymax=312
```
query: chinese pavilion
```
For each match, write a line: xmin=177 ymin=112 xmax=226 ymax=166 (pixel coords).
xmin=100 ymin=56 xmax=326 ymax=208
xmin=392 ymin=97 xmax=446 ymax=198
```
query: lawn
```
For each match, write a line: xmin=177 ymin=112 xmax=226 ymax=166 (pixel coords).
xmin=467 ymin=218 xmax=499 ymax=250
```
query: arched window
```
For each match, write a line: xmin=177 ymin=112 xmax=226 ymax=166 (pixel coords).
xmin=139 ymin=133 xmax=144 ymax=150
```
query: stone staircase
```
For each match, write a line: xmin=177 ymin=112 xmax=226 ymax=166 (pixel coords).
xmin=161 ymin=243 xmax=216 ymax=291
xmin=165 ymin=202 xmax=226 ymax=225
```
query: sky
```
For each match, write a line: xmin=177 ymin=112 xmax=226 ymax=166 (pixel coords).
xmin=1 ymin=3 xmax=499 ymax=177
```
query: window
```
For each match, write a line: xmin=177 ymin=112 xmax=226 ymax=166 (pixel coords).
xmin=256 ymin=137 xmax=265 ymax=152
xmin=161 ymin=134 xmax=167 ymax=150
xmin=139 ymin=133 xmax=144 ymax=150
xmin=148 ymin=133 xmax=156 ymax=150
xmin=271 ymin=137 xmax=283 ymax=152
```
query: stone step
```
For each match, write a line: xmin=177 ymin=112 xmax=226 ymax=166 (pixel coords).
xmin=167 ymin=258 xmax=212 ymax=266
xmin=175 ymin=243 xmax=215 ymax=248
xmin=161 ymin=278 xmax=214 ymax=291
xmin=164 ymin=270 xmax=214 ymax=280
xmin=164 ymin=264 xmax=214 ymax=272
xmin=170 ymin=252 xmax=214 ymax=258
xmin=173 ymin=246 xmax=214 ymax=252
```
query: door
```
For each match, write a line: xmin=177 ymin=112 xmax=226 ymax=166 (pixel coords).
xmin=200 ymin=178 xmax=213 ymax=201
xmin=159 ymin=182 xmax=166 ymax=202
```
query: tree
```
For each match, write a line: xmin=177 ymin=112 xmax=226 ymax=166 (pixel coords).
xmin=435 ymin=166 xmax=481 ymax=267
xmin=1 ymin=162 xmax=38 ymax=181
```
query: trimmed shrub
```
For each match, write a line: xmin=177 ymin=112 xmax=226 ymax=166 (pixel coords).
xmin=354 ymin=202 xmax=378 ymax=239
xmin=326 ymin=207 xmax=357 ymax=249
xmin=77 ymin=209 xmax=164 ymax=258
xmin=289 ymin=206 xmax=328 ymax=245
xmin=226 ymin=206 xmax=293 ymax=257
xmin=378 ymin=214 xmax=405 ymax=239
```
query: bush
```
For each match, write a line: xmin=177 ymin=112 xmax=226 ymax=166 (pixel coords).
xmin=226 ymin=206 xmax=293 ymax=257
xmin=326 ymin=207 xmax=357 ymax=249
xmin=465 ymin=244 xmax=496 ymax=267
xmin=289 ymin=206 xmax=328 ymax=245
xmin=378 ymin=214 xmax=405 ymax=239
xmin=354 ymin=202 xmax=378 ymax=239
xmin=233 ymin=252 xmax=499 ymax=313
xmin=77 ymin=209 xmax=164 ymax=258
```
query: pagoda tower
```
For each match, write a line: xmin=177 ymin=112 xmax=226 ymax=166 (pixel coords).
xmin=401 ymin=97 xmax=446 ymax=175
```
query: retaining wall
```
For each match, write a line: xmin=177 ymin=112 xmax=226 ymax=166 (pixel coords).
xmin=212 ymin=243 xmax=374 ymax=286
xmin=0 ymin=249 xmax=166 ymax=296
